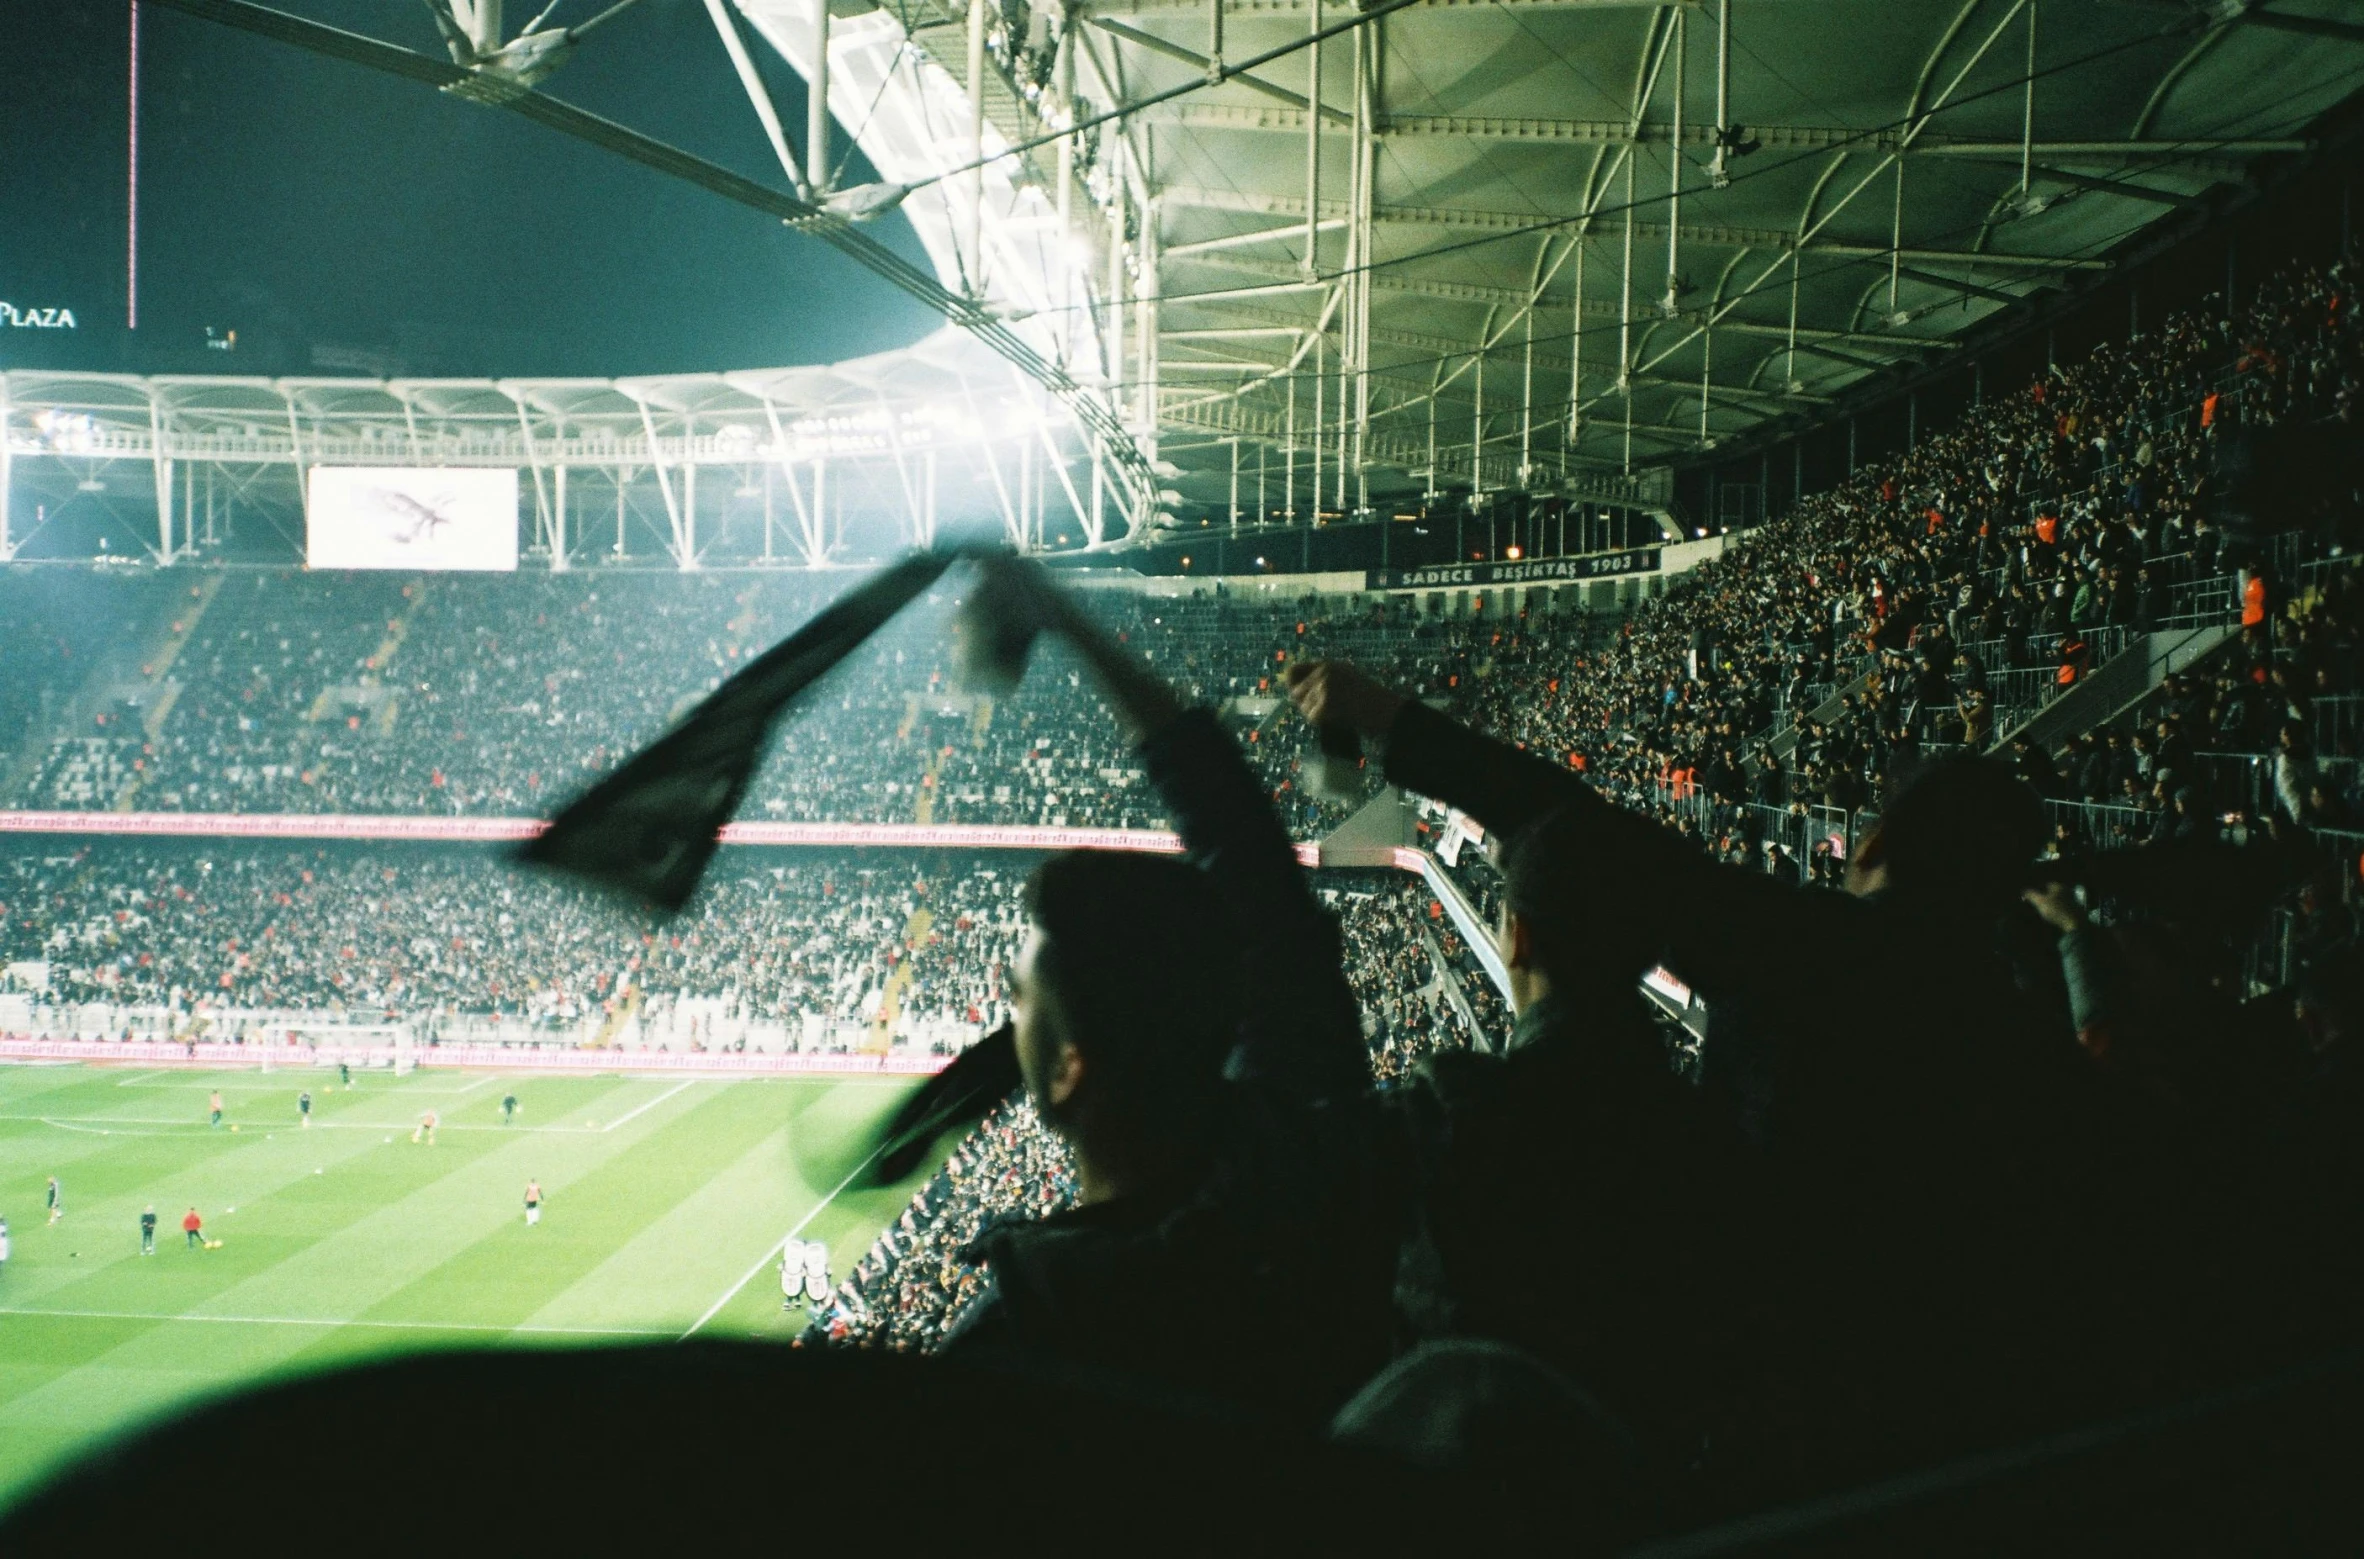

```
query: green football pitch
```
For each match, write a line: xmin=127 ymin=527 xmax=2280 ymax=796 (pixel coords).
xmin=0 ymin=1062 xmax=936 ymax=1510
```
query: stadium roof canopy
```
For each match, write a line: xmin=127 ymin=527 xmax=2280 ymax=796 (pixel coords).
xmin=1039 ymin=0 xmax=2358 ymax=507
xmin=12 ymin=0 xmax=2364 ymax=562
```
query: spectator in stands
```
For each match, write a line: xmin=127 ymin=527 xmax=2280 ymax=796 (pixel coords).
xmin=934 ymin=560 xmax=1395 ymax=1429
xmin=1385 ymin=798 xmax=1756 ymax=1482
xmin=1289 ymin=657 xmax=2131 ymax=1494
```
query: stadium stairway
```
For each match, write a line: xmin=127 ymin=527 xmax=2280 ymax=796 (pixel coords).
xmin=864 ymin=907 xmax=933 ymax=1055
xmin=591 ymin=986 xmax=644 ymax=1049
xmin=1987 ymin=622 xmax=2240 ymax=757
xmin=25 ymin=573 xmax=223 ymax=811
xmin=915 ymin=747 xmax=942 ymax=823
xmin=304 ymin=578 xmax=427 ymax=730
xmin=1415 ymin=919 xmax=1488 ymax=1046
xmin=1765 ymin=666 xmax=1877 ymax=765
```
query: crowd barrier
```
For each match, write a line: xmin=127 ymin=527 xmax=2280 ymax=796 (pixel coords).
xmin=0 ymin=810 xmax=1331 ymax=869
xmin=0 ymin=1036 xmax=950 ymax=1077
xmin=0 ymin=827 xmax=1401 ymax=1075
xmin=0 ymin=811 xmax=1190 ymax=852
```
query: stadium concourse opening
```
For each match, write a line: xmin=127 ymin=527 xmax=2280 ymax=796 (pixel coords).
xmin=11 ymin=0 xmax=2364 ymax=1545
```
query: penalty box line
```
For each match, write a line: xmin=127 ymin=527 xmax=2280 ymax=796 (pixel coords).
xmin=0 ymin=1304 xmax=668 ymax=1338
xmin=679 ymin=1138 xmax=889 ymax=1341
xmin=117 ymin=1074 xmax=499 ymax=1095
xmin=21 ymin=1081 xmax=710 ymax=1137
xmin=13 ymin=1114 xmax=609 ymax=1137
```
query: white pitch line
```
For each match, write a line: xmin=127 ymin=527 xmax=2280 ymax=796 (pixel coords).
xmin=35 ymin=1118 xmax=199 ymax=1138
xmin=0 ymin=1304 xmax=667 ymax=1338
xmin=9 ymin=1114 xmax=605 ymax=1136
xmin=597 ymin=1077 xmax=697 ymax=1134
xmin=119 ymin=1076 xmax=493 ymax=1096
xmin=678 ymin=1141 xmax=885 ymax=1341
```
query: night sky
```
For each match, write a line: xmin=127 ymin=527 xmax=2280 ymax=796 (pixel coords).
xmin=0 ymin=0 xmax=937 ymax=378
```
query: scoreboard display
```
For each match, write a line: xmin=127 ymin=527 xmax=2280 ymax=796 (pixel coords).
xmin=306 ymin=467 xmax=520 ymax=571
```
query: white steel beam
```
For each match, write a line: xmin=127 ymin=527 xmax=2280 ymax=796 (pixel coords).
xmin=1159 ymin=185 xmax=2111 ymax=268
xmin=631 ymin=395 xmax=690 ymax=566
xmin=704 ymin=0 xmax=811 ymax=200
xmin=806 ymin=0 xmax=831 ymax=194
xmin=148 ymin=386 xmax=175 ymax=564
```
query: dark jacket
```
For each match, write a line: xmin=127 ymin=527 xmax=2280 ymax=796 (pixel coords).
xmin=1377 ymin=701 xmax=2128 ymax=1489
xmin=945 ymin=710 xmax=1398 ymax=1429
xmin=1391 ymin=991 xmax=1760 ymax=1475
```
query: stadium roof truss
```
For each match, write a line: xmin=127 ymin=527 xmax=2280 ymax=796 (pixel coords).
xmin=0 ymin=334 xmax=1123 ymax=567
xmin=9 ymin=0 xmax=2361 ymax=566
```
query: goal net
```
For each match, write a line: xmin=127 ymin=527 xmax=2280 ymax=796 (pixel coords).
xmin=272 ymin=1022 xmax=416 ymax=1076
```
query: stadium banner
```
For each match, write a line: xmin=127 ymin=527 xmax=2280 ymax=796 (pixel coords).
xmin=1364 ymin=548 xmax=1660 ymax=592
xmin=0 ymin=1037 xmax=949 ymax=1077
xmin=0 ymin=811 xmax=1320 ymax=864
xmin=307 ymin=466 xmax=520 ymax=571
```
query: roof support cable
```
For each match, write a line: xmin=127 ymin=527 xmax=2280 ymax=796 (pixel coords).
xmin=1350 ymin=18 xmax=1373 ymax=513
xmin=1709 ymin=0 xmax=1732 ymax=188
xmin=1312 ymin=328 xmax=1324 ymax=522
xmin=1699 ymin=321 xmax=1712 ymax=448
xmin=2021 ymin=0 xmax=2039 ymax=199
xmin=701 ymin=0 xmax=811 ymax=202
xmin=1425 ymin=361 xmax=1440 ymax=500
xmin=1619 ymin=149 xmax=1635 ymax=474
xmin=1567 ymin=233 xmax=1586 ymax=461
xmin=1889 ymin=158 xmax=1905 ymax=320
xmin=1471 ymin=340 xmax=1484 ymax=500
xmin=1302 ymin=0 xmax=1322 ymax=278
xmin=1285 ymin=367 xmax=1297 ymax=522
xmin=1785 ymin=245 xmax=1801 ymax=391
xmin=1665 ymin=5 xmax=1685 ymax=318
xmin=966 ymin=0 xmax=988 ymax=295
xmin=1521 ymin=282 xmax=1535 ymax=487
xmin=807 ymin=0 xmax=831 ymax=195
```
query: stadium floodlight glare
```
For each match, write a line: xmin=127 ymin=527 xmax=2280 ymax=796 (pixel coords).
xmin=816 ymin=182 xmax=912 ymax=223
xmin=33 ymin=410 xmax=100 ymax=454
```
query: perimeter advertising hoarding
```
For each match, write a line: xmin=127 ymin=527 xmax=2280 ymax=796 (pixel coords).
xmin=307 ymin=467 xmax=520 ymax=571
xmin=1365 ymin=548 xmax=1660 ymax=592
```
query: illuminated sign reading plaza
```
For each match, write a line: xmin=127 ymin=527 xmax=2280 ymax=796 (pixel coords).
xmin=0 ymin=303 xmax=77 ymax=329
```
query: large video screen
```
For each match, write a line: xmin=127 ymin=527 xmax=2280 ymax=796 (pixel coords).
xmin=307 ymin=467 xmax=520 ymax=571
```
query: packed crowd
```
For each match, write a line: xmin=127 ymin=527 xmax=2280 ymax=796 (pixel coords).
xmin=2034 ymin=560 xmax=2364 ymax=842
xmin=747 ymin=530 xmax=2364 ymax=1540
xmin=0 ymin=565 xmax=1386 ymax=831
xmin=1329 ymin=878 xmax=1498 ymax=1077
xmin=1458 ymin=259 xmax=2361 ymax=823
xmin=4 ymin=262 xmax=2357 ymax=874
xmin=809 ymin=877 xmax=1495 ymax=1351
xmin=768 ymin=266 xmax=2364 ymax=1518
xmin=0 ymin=841 xmax=1507 ymax=1058
xmin=0 ymin=567 xmax=171 ymax=777
xmin=6 ymin=251 xmax=2363 ymax=1535
xmin=0 ymin=843 xmax=1032 ymax=1048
